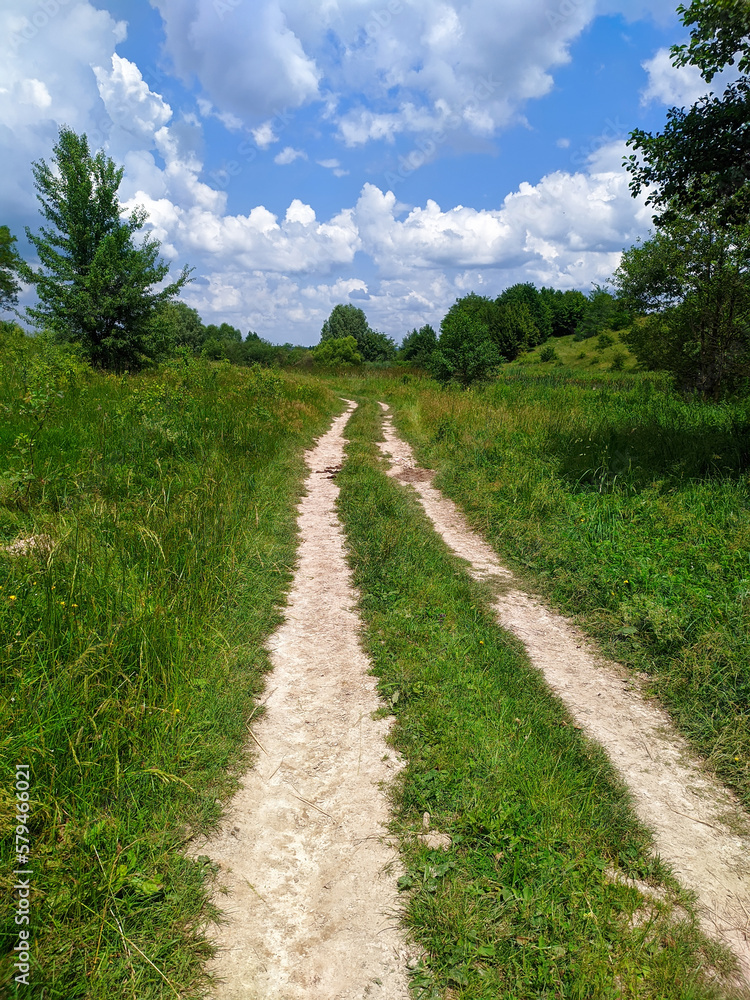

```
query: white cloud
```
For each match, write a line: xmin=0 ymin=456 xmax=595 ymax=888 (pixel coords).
xmin=0 ymin=0 xmax=128 ymax=224
xmin=275 ymin=145 xmax=307 ymax=164
xmin=151 ymin=0 xmax=321 ymax=119
xmin=252 ymin=121 xmax=278 ymax=148
xmin=94 ymin=54 xmax=172 ymax=141
xmin=149 ymin=0 xmax=597 ymax=144
xmin=317 ymin=157 xmax=349 ymax=177
xmin=641 ymin=47 xmax=740 ymax=108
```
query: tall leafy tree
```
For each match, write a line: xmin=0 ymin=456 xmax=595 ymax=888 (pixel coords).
xmin=320 ymin=304 xmax=371 ymax=344
xmin=20 ymin=127 xmax=191 ymax=371
xmin=399 ymin=324 xmax=437 ymax=367
xmin=497 ymin=282 xmax=551 ymax=344
xmin=613 ymin=210 xmax=750 ymax=397
xmin=319 ymin=303 xmax=395 ymax=361
xmin=432 ymin=307 xmax=502 ymax=387
xmin=0 ymin=225 xmax=22 ymax=312
xmin=626 ymin=0 xmax=750 ymax=224
xmin=540 ymin=287 xmax=588 ymax=337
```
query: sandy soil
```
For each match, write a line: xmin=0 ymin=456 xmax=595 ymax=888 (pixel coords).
xmin=195 ymin=401 xmax=412 ymax=1000
xmin=377 ymin=402 xmax=750 ymax=983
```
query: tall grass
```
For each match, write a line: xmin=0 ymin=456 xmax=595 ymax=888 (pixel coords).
xmin=0 ymin=332 xmax=338 ymax=997
xmin=331 ymin=370 xmax=750 ymax=806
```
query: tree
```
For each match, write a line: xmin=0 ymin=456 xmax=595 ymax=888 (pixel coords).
xmin=399 ymin=324 xmax=437 ymax=367
xmin=20 ymin=127 xmax=191 ymax=371
xmin=153 ymin=300 xmax=206 ymax=353
xmin=626 ymin=1 xmax=750 ymax=225
xmin=320 ymin=304 xmax=371 ymax=345
xmin=319 ymin=303 xmax=396 ymax=362
xmin=540 ymin=287 xmax=588 ymax=337
xmin=431 ymin=312 xmax=501 ymax=387
xmin=497 ymin=283 xmax=551 ymax=344
xmin=0 ymin=226 xmax=22 ymax=312
xmin=359 ymin=329 xmax=397 ymax=363
xmin=442 ymin=293 xmax=525 ymax=362
xmin=613 ymin=209 xmax=750 ymax=397
xmin=493 ymin=300 xmax=537 ymax=358
xmin=574 ymin=286 xmax=630 ymax=340
xmin=313 ymin=335 xmax=363 ymax=365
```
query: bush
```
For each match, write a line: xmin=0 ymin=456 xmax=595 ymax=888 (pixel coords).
xmin=610 ymin=349 xmax=627 ymax=371
xmin=312 ymin=336 xmax=363 ymax=365
xmin=539 ymin=345 xmax=558 ymax=363
xmin=596 ymin=332 xmax=615 ymax=350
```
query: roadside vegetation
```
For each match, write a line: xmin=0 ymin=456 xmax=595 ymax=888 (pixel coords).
xmin=0 ymin=327 xmax=338 ymax=997
xmin=337 ymin=398 xmax=741 ymax=999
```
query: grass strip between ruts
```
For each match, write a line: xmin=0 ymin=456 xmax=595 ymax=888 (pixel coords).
xmin=336 ymin=397 xmax=740 ymax=1000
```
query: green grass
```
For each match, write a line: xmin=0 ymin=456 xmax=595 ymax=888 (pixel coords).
xmin=516 ymin=331 xmax=637 ymax=371
xmin=336 ymin=398 xmax=740 ymax=999
xmin=0 ymin=332 xmax=339 ymax=997
xmin=330 ymin=368 xmax=750 ymax=808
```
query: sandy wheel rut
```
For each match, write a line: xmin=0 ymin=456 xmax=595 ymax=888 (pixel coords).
xmin=377 ymin=401 xmax=750 ymax=984
xmin=196 ymin=401 xmax=412 ymax=1000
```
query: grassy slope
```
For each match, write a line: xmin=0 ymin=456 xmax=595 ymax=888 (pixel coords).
xmin=516 ymin=331 xmax=638 ymax=372
xmin=336 ymin=398 xmax=739 ymax=999
xmin=0 ymin=336 xmax=339 ymax=997
xmin=331 ymin=366 xmax=750 ymax=809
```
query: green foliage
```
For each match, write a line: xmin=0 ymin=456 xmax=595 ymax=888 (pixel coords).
xmin=497 ymin=282 xmax=552 ymax=344
xmin=21 ymin=127 xmax=191 ymax=371
xmin=203 ymin=321 xmax=242 ymax=344
xmin=0 ymin=226 xmax=21 ymax=312
xmin=614 ymin=211 xmax=750 ymax=396
xmin=319 ymin=303 xmax=395 ymax=362
xmin=596 ymin=332 xmax=615 ymax=350
xmin=441 ymin=292 xmax=524 ymax=363
xmin=610 ymin=349 xmax=627 ymax=371
xmin=313 ymin=335 xmax=363 ymax=365
xmin=627 ymin=1 xmax=750 ymax=224
xmin=493 ymin=299 xmax=538 ymax=357
xmin=359 ymin=328 xmax=397 ymax=363
xmin=152 ymin=300 xmax=205 ymax=353
xmin=539 ymin=344 xmax=558 ymax=363
xmin=320 ymin=303 xmax=370 ymax=344
xmin=574 ymin=286 xmax=630 ymax=340
xmin=0 ymin=338 xmax=337 ymax=995
xmin=540 ymin=287 xmax=588 ymax=337
xmin=432 ymin=311 xmax=502 ymax=387
xmin=399 ymin=324 xmax=437 ymax=368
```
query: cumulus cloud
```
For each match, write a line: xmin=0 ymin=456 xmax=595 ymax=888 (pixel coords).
xmin=0 ymin=0 xmax=128 ymax=225
xmin=641 ymin=47 xmax=740 ymax=108
xmin=148 ymin=0 xmax=597 ymax=144
xmin=94 ymin=54 xmax=172 ymax=141
xmin=151 ymin=0 xmax=321 ymax=119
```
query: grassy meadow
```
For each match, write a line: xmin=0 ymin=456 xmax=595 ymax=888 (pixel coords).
xmin=1 ymin=321 xmax=749 ymax=999
xmin=332 ymin=366 xmax=750 ymax=809
xmin=0 ymin=329 xmax=339 ymax=997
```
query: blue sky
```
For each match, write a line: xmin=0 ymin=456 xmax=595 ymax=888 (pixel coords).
xmin=0 ymin=0 xmax=720 ymax=345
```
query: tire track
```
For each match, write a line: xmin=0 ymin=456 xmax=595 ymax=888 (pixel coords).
xmin=195 ymin=401 xmax=412 ymax=1000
